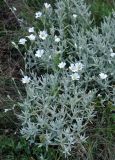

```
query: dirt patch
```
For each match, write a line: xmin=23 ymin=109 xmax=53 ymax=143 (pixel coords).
xmin=0 ymin=0 xmax=24 ymax=135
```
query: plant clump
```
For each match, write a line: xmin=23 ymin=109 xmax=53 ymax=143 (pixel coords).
xmin=12 ymin=0 xmax=115 ymax=157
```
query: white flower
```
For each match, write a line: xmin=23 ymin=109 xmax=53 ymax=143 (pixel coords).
xmin=35 ymin=49 xmax=44 ymax=58
xmin=19 ymin=38 xmax=27 ymax=45
xmin=12 ymin=7 xmax=17 ymax=11
xmin=69 ymin=64 xmax=76 ymax=72
xmin=27 ymin=34 xmax=36 ymax=41
xmin=58 ymin=62 xmax=66 ymax=69
xmin=55 ymin=35 xmax=60 ymax=42
xmin=28 ymin=27 xmax=34 ymax=33
xmin=111 ymin=52 xmax=115 ymax=57
xmin=97 ymin=94 xmax=101 ymax=97
xmin=39 ymin=30 xmax=48 ymax=40
xmin=73 ymin=14 xmax=77 ymax=18
xmin=35 ymin=11 xmax=42 ymax=18
xmin=21 ymin=76 xmax=31 ymax=84
xmin=44 ymin=3 xmax=51 ymax=9
xmin=71 ymin=73 xmax=80 ymax=80
xmin=99 ymin=73 xmax=107 ymax=79
xmin=110 ymin=48 xmax=115 ymax=57
xmin=69 ymin=62 xmax=83 ymax=72
xmin=77 ymin=62 xmax=84 ymax=70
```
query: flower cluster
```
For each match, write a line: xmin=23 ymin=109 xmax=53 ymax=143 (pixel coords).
xmin=69 ymin=62 xmax=84 ymax=80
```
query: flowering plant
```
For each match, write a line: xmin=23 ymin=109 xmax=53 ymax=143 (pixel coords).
xmin=12 ymin=0 xmax=115 ymax=157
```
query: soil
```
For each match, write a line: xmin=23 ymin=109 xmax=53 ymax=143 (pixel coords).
xmin=0 ymin=0 xmax=23 ymax=135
